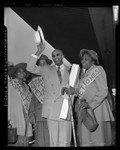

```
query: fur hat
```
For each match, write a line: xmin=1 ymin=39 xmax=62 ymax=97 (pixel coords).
xmin=79 ymin=49 xmax=99 ymax=64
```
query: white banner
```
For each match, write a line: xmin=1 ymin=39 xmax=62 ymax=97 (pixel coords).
xmin=9 ymin=78 xmax=32 ymax=114
xmin=78 ymin=66 xmax=101 ymax=99
xmin=28 ymin=76 xmax=45 ymax=104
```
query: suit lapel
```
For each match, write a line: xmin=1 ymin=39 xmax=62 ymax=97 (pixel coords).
xmin=49 ymin=66 xmax=61 ymax=91
xmin=48 ymin=65 xmax=69 ymax=93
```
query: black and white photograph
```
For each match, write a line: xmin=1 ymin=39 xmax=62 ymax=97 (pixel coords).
xmin=4 ymin=3 xmax=119 ymax=147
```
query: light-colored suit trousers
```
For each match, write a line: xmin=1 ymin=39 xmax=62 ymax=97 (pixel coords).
xmin=27 ymin=55 xmax=72 ymax=147
xmin=47 ymin=119 xmax=71 ymax=147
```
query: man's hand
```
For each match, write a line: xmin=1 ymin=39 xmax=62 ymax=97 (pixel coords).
xmin=61 ymin=86 xmax=76 ymax=95
xmin=61 ymin=87 xmax=68 ymax=95
xmin=35 ymin=42 xmax=45 ymax=56
xmin=37 ymin=42 xmax=45 ymax=51
xmin=68 ymin=86 xmax=76 ymax=95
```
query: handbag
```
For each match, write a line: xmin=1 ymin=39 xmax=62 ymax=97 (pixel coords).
xmin=8 ymin=124 xmax=18 ymax=144
xmin=80 ymin=108 xmax=99 ymax=132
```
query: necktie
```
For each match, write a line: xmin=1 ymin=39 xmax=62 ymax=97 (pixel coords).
xmin=57 ymin=66 xmax=62 ymax=84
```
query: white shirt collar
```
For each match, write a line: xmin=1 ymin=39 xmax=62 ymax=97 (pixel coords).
xmin=56 ymin=64 xmax=65 ymax=70
xmin=56 ymin=64 xmax=65 ymax=78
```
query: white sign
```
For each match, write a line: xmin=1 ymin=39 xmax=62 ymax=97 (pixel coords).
xmin=28 ymin=76 xmax=45 ymax=104
xmin=69 ymin=64 xmax=80 ymax=87
xmin=59 ymin=94 xmax=69 ymax=119
xmin=60 ymin=64 xmax=80 ymax=120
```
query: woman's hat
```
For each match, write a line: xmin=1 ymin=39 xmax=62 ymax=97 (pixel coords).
xmin=8 ymin=62 xmax=31 ymax=79
xmin=79 ymin=49 xmax=99 ymax=64
xmin=36 ymin=54 xmax=52 ymax=65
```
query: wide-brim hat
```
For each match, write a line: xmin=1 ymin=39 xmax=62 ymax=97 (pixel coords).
xmin=8 ymin=62 xmax=31 ymax=79
xmin=36 ymin=54 xmax=52 ymax=65
xmin=79 ymin=49 xmax=99 ymax=64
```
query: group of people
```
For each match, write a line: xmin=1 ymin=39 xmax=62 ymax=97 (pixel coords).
xmin=8 ymin=41 xmax=115 ymax=147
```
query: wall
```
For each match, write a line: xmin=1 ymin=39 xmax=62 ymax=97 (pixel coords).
xmin=4 ymin=7 xmax=71 ymax=67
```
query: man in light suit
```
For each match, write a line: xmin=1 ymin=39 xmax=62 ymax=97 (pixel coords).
xmin=26 ymin=43 xmax=72 ymax=147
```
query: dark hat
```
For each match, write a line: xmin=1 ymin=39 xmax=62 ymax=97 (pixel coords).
xmin=8 ymin=62 xmax=30 ymax=79
xmin=79 ymin=49 xmax=99 ymax=64
xmin=36 ymin=54 xmax=52 ymax=65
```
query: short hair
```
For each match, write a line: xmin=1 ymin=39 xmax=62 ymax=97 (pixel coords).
xmin=52 ymin=49 xmax=64 ymax=56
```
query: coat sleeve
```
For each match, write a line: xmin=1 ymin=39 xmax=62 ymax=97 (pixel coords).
xmin=28 ymin=93 xmax=36 ymax=124
xmin=88 ymin=66 xmax=108 ymax=110
xmin=28 ymin=94 xmax=35 ymax=116
xmin=26 ymin=54 xmax=43 ymax=75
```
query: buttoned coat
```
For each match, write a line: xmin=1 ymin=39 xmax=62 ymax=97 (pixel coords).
xmin=76 ymin=65 xmax=114 ymax=122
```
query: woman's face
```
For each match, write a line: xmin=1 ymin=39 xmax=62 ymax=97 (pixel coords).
xmin=38 ymin=59 xmax=47 ymax=66
xmin=16 ymin=68 xmax=26 ymax=80
xmin=81 ymin=54 xmax=94 ymax=70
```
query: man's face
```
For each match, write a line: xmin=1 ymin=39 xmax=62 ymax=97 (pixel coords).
xmin=52 ymin=50 xmax=63 ymax=66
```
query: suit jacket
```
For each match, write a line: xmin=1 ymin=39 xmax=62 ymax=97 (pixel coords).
xmin=27 ymin=55 xmax=70 ymax=121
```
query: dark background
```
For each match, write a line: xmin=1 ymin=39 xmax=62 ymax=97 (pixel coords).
xmin=10 ymin=6 xmax=116 ymax=93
